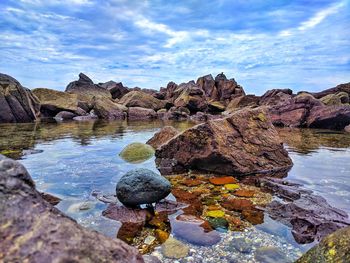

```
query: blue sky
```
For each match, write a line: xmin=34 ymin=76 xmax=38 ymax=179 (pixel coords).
xmin=0 ymin=0 xmax=349 ymax=94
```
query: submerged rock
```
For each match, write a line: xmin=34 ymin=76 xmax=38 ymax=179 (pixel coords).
xmin=0 ymin=154 xmax=143 ymax=262
xmin=161 ymin=237 xmax=189 ymax=259
xmin=146 ymin=126 xmax=179 ymax=149
xmin=0 ymin=73 xmax=40 ymax=123
xmin=116 ymin=168 xmax=171 ymax=206
xmin=119 ymin=142 xmax=155 ymax=163
xmin=156 ymin=107 xmax=293 ymax=175
xmin=254 ymin=246 xmax=291 ymax=263
xmin=296 ymin=226 xmax=350 ymax=263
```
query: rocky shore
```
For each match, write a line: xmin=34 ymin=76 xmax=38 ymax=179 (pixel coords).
xmin=1 ymin=72 xmax=349 ymax=131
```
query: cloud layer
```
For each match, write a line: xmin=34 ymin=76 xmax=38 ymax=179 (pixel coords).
xmin=0 ymin=0 xmax=349 ymax=94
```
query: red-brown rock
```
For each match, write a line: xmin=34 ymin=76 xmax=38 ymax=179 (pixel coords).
xmin=147 ymin=126 xmax=179 ymax=149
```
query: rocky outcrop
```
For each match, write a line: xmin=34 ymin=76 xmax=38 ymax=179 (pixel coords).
xmin=119 ymin=91 xmax=166 ymax=111
xmin=155 ymin=107 xmax=293 ymax=175
xmin=0 ymin=154 xmax=143 ymax=262
xmin=308 ymin=82 xmax=350 ymax=99
xmin=225 ymin=95 xmax=260 ymax=113
xmin=320 ymin=92 xmax=349 ymax=106
xmin=296 ymin=226 xmax=350 ymax=263
xmin=92 ymin=97 xmax=127 ymax=120
xmin=215 ymin=73 xmax=245 ymax=102
xmin=173 ymin=81 xmax=208 ymax=113
xmin=33 ymin=88 xmax=79 ymax=117
xmin=307 ymin=105 xmax=350 ymax=130
xmin=100 ymin=80 xmax=129 ymax=99
xmin=116 ymin=168 xmax=171 ymax=206
xmin=128 ymin=107 xmax=157 ymax=120
xmin=0 ymin=73 xmax=40 ymax=123
xmin=260 ymin=178 xmax=350 ymax=244
xmin=147 ymin=126 xmax=179 ymax=149
xmin=196 ymin=74 xmax=218 ymax=101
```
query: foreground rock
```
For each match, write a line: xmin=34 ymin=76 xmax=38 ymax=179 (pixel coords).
xmin=32 ymin=88 xmax=79 ymax=117
xmin=146 ymin=126 xmax=179 ymax=149
xmin=116 ymin=168 xmax=171 ymax=206
xmin=0 ymin=73 xmax=40 ymax=123
xmin=260 ymin=177 xmax=350 ymax=244
xmin=0 ymin=154 xmax=143 ymax=262
xmin=296 ymin=226 xmax=350 ymax=263
xmin=156 ymin=107 xmax=293 ymax=175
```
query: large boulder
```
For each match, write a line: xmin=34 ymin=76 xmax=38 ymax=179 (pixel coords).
xmin=0 ymin=73 xmax=40 ymax=123
xmin=119 ymin=91 xmax=166 ymax=111
xmin=173 ymin=81 xmax=208 ymax=113
xmin=259 ymin=89 xmax=293 ymax=106
xmin=147 ymin=126 xmax=179 ymax=149
xmin=127 ymin=107 xmax=157 ymax=120
xmin=225 ymin=95 xmax=260 ymax=113
xmin=320 ymin=92 xmax=349 ymax=106
xmin=92 ymin=97 xmax=127 ymax=120
xmin=296 ymin=226 xmax=350 ymax=263
xmin=215 ymin=73 xmax=245 ymax=102
xmin=116 ymin=168 xmax=171 ymax=206
xmin=306 ymin=105 xmax=350 ymax=130
xmin=0 ymin=154 xmax=143 ymax=262
xmin=196 ymin=74 xmax=219 ymax=101
xmin=100 ymin=80 xmax=129 ymax=99
xmin=155 ymin=107 xmax=293 ymax=175
xmin=65 ymin=73 xmax=112 ymax=107
xmin=32 ymin=88 xmax=79 ymax=117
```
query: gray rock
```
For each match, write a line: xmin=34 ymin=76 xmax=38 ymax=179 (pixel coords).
xmin=54 ymin=111 xmax=76 ymax=120
xmin=116 ymin=168 xmax=171 ymax=206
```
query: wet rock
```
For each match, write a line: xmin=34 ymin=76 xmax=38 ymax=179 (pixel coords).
xmin=254 ymin=246 xmax=291 ymax=263
xmin=119 ymin=142 xmax=155 ymax=163
xmin=161 ymin=237 xmax=189 ymax=259
xmin=207 ymin=217 xmax=229 ymax=231
xmin=92 ymin=97 xmax=127 ymax=120
xmin=119 ymin=91 xmax=166 ymax=111
xmin=0 ymin=73 xmax=40 ymax=123
xmin=155 ymin=199 xmax=189 ymax=214
xmin=100 ymin=80 xmax=129 ymax=99
xmin=40 ymin=192 xmax=61 ymax=206
xmin=233 ymin=189 xmax=256 ymax=198
xmin=54 ymin=111 xmax=76 ymax=120
xmin=345 ymin=124 xmax=350 ymax=133
xmin=0 ymin=154 xmax=143 ymax=262
xmin=296 ymin=226 xmax=350 ymax=263
xmin=306 ymin=105 xmax=350 ymax=130
xmin=33 ymin=88 xmax=78 ymax=117
xmin=231 ymin=237 xmax=253 ymax=253
xmin=146 ymin=126 xmax=179 ymax=149
xmin=209 ymin=176 xmax=238 ymax=185
xmin=143 ymin=254 xmax=162 ymax=263
xmin=156 ymin=107 xmax=292 ymax=175
xmin=220 ymin=198 xmax=254 ymax=212
xmin=171 ymin=188 xmax=203 ymax=216
xmin=73 ymin=113 xmax=98 ymax=121
xmin=128 ymin=107 xmax=157 ymax=120
xmin=261 ymin=178 xmax=350 ymax=244
xmin=242 ymin=209 xmax=264 ymax=225
xmin=116 ymin=168 xmax=171 ymax=206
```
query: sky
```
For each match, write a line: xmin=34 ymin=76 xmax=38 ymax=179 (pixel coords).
xmin=0 ymin=0 xmax=349 ymax=95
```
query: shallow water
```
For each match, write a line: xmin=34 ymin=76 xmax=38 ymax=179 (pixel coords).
xmin=0 ymin=121 xmax=349 ymax=262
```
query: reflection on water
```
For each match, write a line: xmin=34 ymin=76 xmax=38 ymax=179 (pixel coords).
xmin=0 ymin=121 xmax=349 ymax=261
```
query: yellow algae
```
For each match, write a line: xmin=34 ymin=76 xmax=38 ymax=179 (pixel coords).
xmin=224 ymin=184 xmax=240 ymax=190
xmin=206 ymin=210 xmax=225 ymax=218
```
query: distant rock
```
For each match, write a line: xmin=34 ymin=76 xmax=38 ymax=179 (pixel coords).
xmin=307 ymin=82 xmax=350 ymax=99
xmin=100 ymin=80 xmax=129 ymax=99
xmin=0 ymin=154 xmax=143 ymax=262
xmin=119 ymin=91 xmax=166 ymax=111
xmin=128 ymin=107 xmax=157 ymax=120
xmin=92 ymin=97 xmax=127 ymax=120
xmin=0 ymin=73 xmax=40 ymax=123
xmin=173 ymin=81 xmax=208 ymax=113
xmin=196 ymin=74 xmax=219 ymax=101
xmin=116 ymin=168 xmax=171 ymax=206
xmin=215 ymin=73 xmax=245 ymax=102
xmin=33 ymin=88 xmax=79 ymax=117
xmin=156 ymin=107 xmax=293 ymax=175
xmin=320 ymin=92 xmax=349 ymax=106
xmin=147 ymin=126 xmax=179 ymax=149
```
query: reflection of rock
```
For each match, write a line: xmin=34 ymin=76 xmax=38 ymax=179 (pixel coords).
xmin=260 ymin=177 xmax=350 ymax=244
xmin=0 ymin=155 xmax=143 ymax=262
xmin=116 ymin=169 xmax=171 ymax=206
xmin=119 ymin=143 xmax=155 ymax=163
xmin=146 ymin=126 xmax=179 ymax=149
xmin=156 ymin=108 xmax=292 ymax=176
xmin=296 ymin=226 xmax=350 ymax=263
xmin=0 ymin=73 xmax=40 ymax=123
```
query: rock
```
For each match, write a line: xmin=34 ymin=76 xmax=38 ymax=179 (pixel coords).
xmin=161 ymin=237 xmax=189 ymax=259
xmin=209 ymin=176 xmax=238 ymax=185
xmin=0 ymin=73 xmax=40 ymax=123
xmin=231 ymin=237 xmax=253 ymax=253
xmin=196 ymin=74 xmax=219 ymax=101
xmin=54 ymin=111 xmax=76 ymax=120
xmin=143 ymin=255 xmax=162 ymax=263
xmin=233 ymin=189 xmax=256 ymax=198
xmin=116 ymin=168 xmax=171 ymax=206
xmin=254 ymin=246 xmax=291 ymax=263
xmin=207 ymin=217 xmax=229 ymax=231
xmin=320 ymin=92 xmax=349 ymax=106
xmin=65 ymin=73 xmax=112 ymax=107
xmin=119 ymin=91 xmax=166 ymax=111
xmin=208 ymin=100 xmax=226 ymax=113
xmin=73 ymin=114 xmax=98 ymax=121
xmin=225 ymin=95 xmax=260 ymax=113
xmin=128 ymin=107 xmax=157 ymax=120
xmin=146 ymin=126 xmax=179 ymax=149
xmin=100 ymin=80 xmax=129 ymax=99
xmin=307 ymin=82 xmax=350 ymax=99
xmin=156 ymin=107 xmax=293 ymax=175
xmin=119 ymin=142 xmax=155 ymax=163
xmin=0 ymin=154 xmax=143 ymax=262
xmin=40 ymin=192 xmax=61 ymax=206
xmin=306 ymin=105 xmax=350 ymax=130
xmin=220 ymin=198 xmax=254 ymax=212
xmin=215 ymin=73 xmax=245 ymax=102
xmin=173 ymin=81 xmax=208 ymax=113
xmin=296 ymin=226 xmax=350 ymax=263
xmin=345 ymin=124 xmax=350 ymax=133
xmin=262 ymin=178 xmax=350 ymax=244
xmin=32 ymin=88 xmax=78 ymax=117
xmin=259 ymin=89 xmax=293 ymax=106
xmin=92 ymin=97 xmax=127 ymax=120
